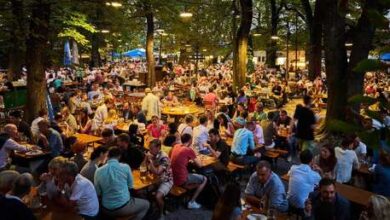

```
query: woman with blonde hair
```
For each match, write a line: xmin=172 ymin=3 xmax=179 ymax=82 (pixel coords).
xmin=360 ymin=195 xmax=390 ymax=220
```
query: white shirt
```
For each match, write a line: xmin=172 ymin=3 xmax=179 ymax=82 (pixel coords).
xmin=354 ymin=141 xmax=367 ymax=158
xmin=141 ymin=93 xmax=161 ymax=121
xmin=93 ymin=104 xmax=108 ymax=127
xmin=252 ymin=124 xmax=265 ymax=145
xmin=70 ymin=174 xmax=99 ymax=216
xmin=0 ymin=139 xmax=28 ymax=168
xmin=178 ymin=123 xmax=193 ymax=136
xmin=31 ymin=116 xmax=44 ymax=138
xmin=192 ymin=124 xmax=209 ymax=152
xmin=335 ymin=147 xmax=360 ymax=183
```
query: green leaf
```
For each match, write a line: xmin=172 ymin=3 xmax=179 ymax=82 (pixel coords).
xmin=352 ymin=59 xmax=382 ymax=73
xmin=58 ymin=28 xmax=90 ymax=46
xmin=327 ymin=119 xmax=363 ymax=133
xmin=367 ymin=9 xmax=389 ymax=29
xmin=348 ymin=95 xmax=377 ymax=106
xmin=378 ymin=0 xmax=390 ymax=7
xmin=357 ymin=130 xmax=381 ymax=150
xmin=365 ymin=109 xmax=383 ymax=122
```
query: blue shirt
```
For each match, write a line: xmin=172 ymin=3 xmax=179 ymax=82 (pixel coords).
xmin=48 ymin=128 xmax=63 ymax=157
xmin=245 ymin=172 xmax=288 ymax=212
xmin=94 ymin=159 xmax=133 ymax=210
xmin=231 ymin=128 xmax=255 ymax=155
xmin=287 ymin=164 xmax=321 ymax=208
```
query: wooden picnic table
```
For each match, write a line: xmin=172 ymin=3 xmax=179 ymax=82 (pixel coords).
xmin=197 ymin=155 xmax=217 ymax=168
xmin=14 ymin=149 xmax=51 ymax=160
xmin=73 ymin=133 xmax=103 ymax=146
xmin=132 ymin=169 xmax=158 ymax=191
xmin=241 ymin=206 xmax=289 ymax=220
xmin=281 ymin=174 xmax=373 ymax=206
xmin=357 ymin=164 xmax=370 ymax=175
xmin=161 ymin=105 xmax=201 ymax=116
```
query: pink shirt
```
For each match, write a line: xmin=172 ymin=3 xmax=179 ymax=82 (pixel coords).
xmin=203 ymin=92 xmax=218 ymax=104
xmin=147 ymin=124 xmax=168 ymax=138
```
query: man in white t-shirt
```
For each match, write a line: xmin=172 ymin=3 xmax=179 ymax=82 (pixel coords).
xmin=192 ymin=115 xmax=210 ymax=154
xmin=178 ymin=115 xmax=194 ymax=137
xmin=335 ymin=136 xmax=360 ymax=184
xmin=352 ymin=135 xmax=367 ymax=160
xmin=57 ymin=161 xmax=99 ymax=219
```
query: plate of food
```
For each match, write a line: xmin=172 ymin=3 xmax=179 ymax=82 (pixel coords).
xmin=25 ymin=149 xmax=43 ymax=156
xmin=247 ymin=213 xmax=267 ymax=220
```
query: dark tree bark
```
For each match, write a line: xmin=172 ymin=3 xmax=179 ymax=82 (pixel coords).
xmin=322 ymin=0 xmax=348 ymax=123
xmin=144 ymin=1 xmax=155 ymax=87
xmin=178 ymin=48 xmax=187 ymax=65
xmin=266 ymin=0 xmax=279 ymax=68
xmin=347 ymin=0 xmax=377 ymax=101
xmin=301 ymin=0 xmax=323 ymax=80
xmin=25 ymin=1 xmax=51 ymax=123
xmin=91 ymin=33 xmax=101 ymax=67
xmin=8 ymin=0 xmax=26 ymax=80
xmin=233 ymin=0 xmax=253 ymax=91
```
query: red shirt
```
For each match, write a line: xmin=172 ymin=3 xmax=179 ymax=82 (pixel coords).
xmin=170 ymin=144 xmax=196 ymax=186
xmin=203 ymin=92 xmax=218 ymax=104
xmin=147 ymin=124 xmax=167 ymax=138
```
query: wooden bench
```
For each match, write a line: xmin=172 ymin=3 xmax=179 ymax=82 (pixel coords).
xmin=227 ymin=162 xmax=245 ymax=173
xmin=165 ymin=186 xmax=188 ymax=212
xmin=169 ymin=186 xmax=187 ymax=197
xmin=263 ymin=150 xmax=281 ymax=168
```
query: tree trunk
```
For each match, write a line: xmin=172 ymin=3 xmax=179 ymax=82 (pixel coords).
xmin=323 ymin=0 xmax=348 ymax=123
xmin=25 ymin=1 xmax=50 ymax=123
xmin=178 ymin=48 xmax=187 ymax=65
xmin=145 ymin=5 xmax=155 ymax=88
xmin=233 ymin=0 xmax=253 ymax=91
xmin=7 ymin=0 xmax=26 ymax=80
xmin=91 ymin=33 xmax=101 ymax=67
xmin=347 ymin=0 xmax=377 ymax=103
xmin=302 ymin=0 xmax=323 ymax=80
xmin=266 ymin=0 xmax=278 ymax=68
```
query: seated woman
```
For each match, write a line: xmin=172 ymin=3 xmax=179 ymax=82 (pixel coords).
xmin=103 ymin=109 xmax=118 ymax=130
xmin=80 ymin=146 xmax=108 ymax=183
xmin=359 ymin=195 xmax=390 ymax=220
xmin=216 ymin=113 xmax=235 ymax=139
xmin=147 ymin=115 xmax=168 ymax=140
xmin=70 ymin=141 xmax=87 ymax=172
xmin=212 ymin=183 xmax=242 ymax=220
xmin=128 ymin=124 xmax=144 ymax=149
xmin=163 ymin=123 xmax=180 ymax=153
xmin=77 ymin=109 xmax=93 ymax=134
xmin=163 ymin=91 xmax=179 ymax=106
xmin=313 ymin=144 xmax=337 ymax=178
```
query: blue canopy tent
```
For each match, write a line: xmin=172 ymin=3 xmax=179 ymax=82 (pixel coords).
xmin=122 ymin=48 xmax=146 ymax=58
xmin=64 ymin=40 xmax=72 ymax=66
xmin=379 ymin=53 xmax=390 ymax=61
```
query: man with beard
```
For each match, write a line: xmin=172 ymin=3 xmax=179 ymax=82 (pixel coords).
xmin=304 ymin=178 xmax=351 ymax=220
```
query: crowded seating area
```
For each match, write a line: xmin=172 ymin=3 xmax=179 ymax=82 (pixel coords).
xmin=0 ymin=60 xmax=389 ymax=220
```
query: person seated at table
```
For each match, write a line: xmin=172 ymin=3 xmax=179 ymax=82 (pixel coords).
xmin=128 ymin=124 xmax=145 ymax=149
xmin=0 ymin=173 xmax=36 ymax=220
xmin=80 ymin=146 xmax=108 ymax=183
xmin=0 ymin=124 xmax=33 ymax=171
xmin=304 ymin=178 xmax=351 ymax=220
xmin=247 ymin=118 xmax=265 ymax=147
xmin=117 ymin=133 xmax=145 ymax=170
xmin=253 ymin=103 xmax=267 ymax=122
xmin=70 ymin=141 xmax=87 ymax=172
xmin=79 ymin=93 xmax=93 ymax=115
xmin=260 ymin=113 xmax=276 ymax=150
xmin=359 ymin=195 xmax=390 ymax=220
xmin=193 ymin=114 xmax=211 ymax=154
xmin=212 ymin=183 xmax=242 ymax=220
xmin=163 ymin=91 xmax=179 ymax=106
xmin=31 ymin=109 xmax=47 ymax=140
xmin=145 ymin=139 xmax=173 ymax=217
xmin=205 ymin=109 xmax=216 ymax=130
xmin=94 ymin=147 xmax=150 ymax=219
xmin=230 ymin=117 xmax=261 ymax=166
xmin=8 ymin=110 xmax=32 ymax=141
xmin=207 ymin=128 xmax=230 ymax=180
xmin=203 ymin=87 xmax=219 ymax=108
xmin=122 ymin=102 xmax=132 ymax=120
xmin=170 ymin=134 xmax=207 ymax=209
xmin=236 ymin=90 xmax=247 ymax=105
xmin=163 ymin=122 xmax=180 ymax=148
xmin=274 ymin=110 xmax=293 ymax=155
xmin=39 ymin=156 xmax=68 ymax=199
xmin=56 ymin=160 xmax=99 ymax=220
xmin=132 ymin=104 xmax=147 ymax=125
xmin=103 ymin=109 xmax=118 ymax=130
xmin=87 ymin=83 xmax=102 ymax=101
xmin=100 ymin=128 xmax=117 ymax=148
xmin=178 ymin=115 xmax=194 ymax=136
xmin=0 ymin=170 xmax=20 ymax=195
xmin=61 ymin=107 xmax=78 ymax=132
xmin=245 ymin=160 xmax=288 ymax=213
xmin=287 ymin=150 xmax=321 ymax=216
xmin=216 ymin=113 xmax=235 ymax=139
xmin=313 ymin=144 xmax=337 ymax=178
xmin=147 ymin=115 xmax=168 ymax=140
xmin=232 ymin=103 xmax=246 ymax=121
xmin=371 ymin=149 xmax=390 ymax=197
xmin=271 ymin=81 xmax=284 ymax=108
xmin=334 ymin=136 xmax=360 ymax=184
xmin=77 ymin=108 xmax=93 ymax=134
xmin=351 ymin=134 xmax=367 ymax=161
xmin=37 ymin=120 xmax=64 ymax=158
xmin=92 ymin=98 xmax=112 ymax=133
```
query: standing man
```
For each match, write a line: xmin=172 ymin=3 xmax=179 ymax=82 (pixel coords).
xmin=293 ymin=95 xmax=316 ymax=152
xmin=142 ymin=88 xmax=161 ymax=122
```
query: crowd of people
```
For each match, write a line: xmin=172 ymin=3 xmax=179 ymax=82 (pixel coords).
xmin=0 ymin=60 xmax=389 ymax=220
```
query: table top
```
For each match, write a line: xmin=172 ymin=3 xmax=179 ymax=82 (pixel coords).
xmin=14 ymin=149 xmax=51 ymax=159
xmin=73 ymin=133 xmax=103 ymax=145
xmin=116 ymin=122 xmax=132 ymax=132
xmin=198 ymin=155 xmax=217 ymax=168
xmin=162 ymin=105 xmax=201 ymax=116
xmin=281 ymin=174 xmax=373 ymax=206
xmin=127 ymin=92 xmax=145 ymax=97
xmin=357 ymin=164 xmax=370 ymax=175
xmin=241 ymin=206 xmax=289 ymax=220
xmin=132 ymin=170 xmax=158 ymax=191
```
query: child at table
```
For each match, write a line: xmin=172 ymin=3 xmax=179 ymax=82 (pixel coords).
xmin=145 ymin=139 xmax=173 ymax=217
xmin=147 ymin=115 xmax=168 ymax=139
